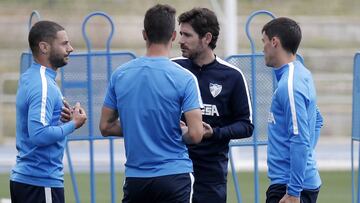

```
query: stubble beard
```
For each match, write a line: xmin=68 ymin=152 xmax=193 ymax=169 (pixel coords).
xmin=49 ymin=51 xmax=68 ymax=69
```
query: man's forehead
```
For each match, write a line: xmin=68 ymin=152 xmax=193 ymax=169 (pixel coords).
xmin=180 ymin=23 xmax=194 ymax=31
xmin=262 ymin=32 xmax=269 ymax=39
xmin=55 ymin=30 xmax=69 ymax=41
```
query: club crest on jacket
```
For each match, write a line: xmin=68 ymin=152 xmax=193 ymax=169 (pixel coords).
xmin=209 ymin=83 xmax=222 ymax=98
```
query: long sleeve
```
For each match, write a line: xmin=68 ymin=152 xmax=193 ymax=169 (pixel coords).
xmin=211 ymin=71 xmax=254 ymax=141
xmin=12 ymin=64 xmax=75 ymax=188
xmin=313 ymin=106 xmax=323 ymax=148
xmin=27 ymin=77 xmax=75 ymax=147
xmin=283 ymin=84 xmax=311 ymax=197
xmin=267 ymin=61 xmax=321 ymax=195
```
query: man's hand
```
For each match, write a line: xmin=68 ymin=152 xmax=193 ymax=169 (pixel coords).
xmin=60 ymin=99 xmax=73 ymax=123
xmin=73 ymin=102 xmax=87 ymax=129
xmin=279 ymin=194 xmax=300 ymax=203
xmin=202 ymin=122 xmax=213 ymax=139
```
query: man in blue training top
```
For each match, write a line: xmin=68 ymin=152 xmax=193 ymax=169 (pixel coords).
xmin=172 ymin=8 xmax=254 ymax=203
xmin=99 ymin=4 xmax=204 ymax=203
xmin=10 ymin=21 xmax=87 ymax=203
xmin=262 ymin=17 xmax=323 ymax=203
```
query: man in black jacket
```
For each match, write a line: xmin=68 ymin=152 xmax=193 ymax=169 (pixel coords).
xmin=172 ymin=7 xmax=254 ymax=203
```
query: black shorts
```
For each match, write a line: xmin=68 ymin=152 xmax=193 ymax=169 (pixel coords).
xmin=266 ymin=184 xmax=320 ymax=203
xmin=10 ymin=180 xmax=64 ymax=203
xmin=122 ymin=173 xmax=194 ymax=203
xmin=192 ymin=181 xmax=226 ymax=203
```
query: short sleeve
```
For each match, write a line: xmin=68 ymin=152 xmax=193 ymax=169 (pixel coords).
xmin=103 ymin=73 xmax=117 ymax=110
xmin=182 ymin=76 xmax=203 ymax=112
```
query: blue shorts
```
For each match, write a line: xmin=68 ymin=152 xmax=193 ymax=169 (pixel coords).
xmin=122 ymin=173 xmax=194 ymax=203
xmin=10 ymin=180 xmax=64 ymax=203
xmin=192 ymin=181 xmax=227 ymax=203
xmin=266 ymin=184 xmax=320 ymax=203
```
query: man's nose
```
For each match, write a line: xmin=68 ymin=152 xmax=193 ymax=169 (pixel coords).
xmin=179 ymin=36 xmax=185 ymax=44
xmin=68 ymin=44 xmax=74 ymax=53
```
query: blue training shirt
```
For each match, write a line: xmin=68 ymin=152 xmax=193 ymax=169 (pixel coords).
xmin=103 ymin=56 xmax=203 ymax=178
xmin=267 ymin=60 xmax=323 ymax=197
xmin=11 ymin=62 xmax=75 ymax=187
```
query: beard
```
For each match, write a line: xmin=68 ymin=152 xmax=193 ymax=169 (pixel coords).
xmin=181 ymin=44 xmax=203 ymax=60
xmin=49 ymin=51 xmax=68 ymax=68
xmin=187 ymin=51 xmax=200 ymax=61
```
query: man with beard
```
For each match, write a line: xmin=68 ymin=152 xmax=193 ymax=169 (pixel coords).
xmin=172 ymin=8 xmax=254 ymax=203
xmin=10 ymin=21 xmax=87 ymax=203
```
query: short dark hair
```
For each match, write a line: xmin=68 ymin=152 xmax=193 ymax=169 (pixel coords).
xmin=29 ymin=20 xmax=65 ymax=56
xmin=178 ymin=8 xmax=220 ymax=50
xmin=262 ymin=17 xmax=302 ymax=55
xmin=144 ymin=4 xmax=176 ymax=44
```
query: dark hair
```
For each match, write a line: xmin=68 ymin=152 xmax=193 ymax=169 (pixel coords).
xmin=144 ymin=4 xmax=176 ymax=44
xmin=28 ymin=20 xmax=65 ymax=56
xmin=262 ymin=17 xmax=302 ymax=55
xmin=178 ymin=8 xmax=220 ymax=50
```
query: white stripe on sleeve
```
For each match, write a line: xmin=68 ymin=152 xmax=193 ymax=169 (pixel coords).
xmin=288 ymin=62 xmax=299 ymax=134
xmin=40 ymin=66 xmax=48 ymax=126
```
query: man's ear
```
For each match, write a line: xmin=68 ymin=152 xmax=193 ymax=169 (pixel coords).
xmin=271 ymin=37 xmax=280 ymax=48
xmin=39 ymin=41 xmax=49 ymax=55
xmin=142 ymin=30 xmax=147 ymax=41
xmin=204 ymin=32 xmax=213 ymax=46
xmin=171 ymin=31 xmax=176 ymax=42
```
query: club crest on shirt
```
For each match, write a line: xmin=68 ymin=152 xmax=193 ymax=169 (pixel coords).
xmin=209 ymin=83 xmax=222 ymax=98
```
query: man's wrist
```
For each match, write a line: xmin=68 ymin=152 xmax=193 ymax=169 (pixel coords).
xmin=287 ymin=187 xmax=301 ymax=198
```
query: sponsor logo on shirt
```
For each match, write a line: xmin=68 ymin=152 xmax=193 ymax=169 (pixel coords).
xmin=268 ymin=112 xmax=276 ymax=124
xmin=209 ymin=83 xmax=222 ymax=98
xmin=202 ymin=104 xmax=220 ymax=116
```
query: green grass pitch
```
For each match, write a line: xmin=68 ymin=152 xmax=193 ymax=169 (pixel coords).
xmin=0 ymin=171 xmax=352 ymax=202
